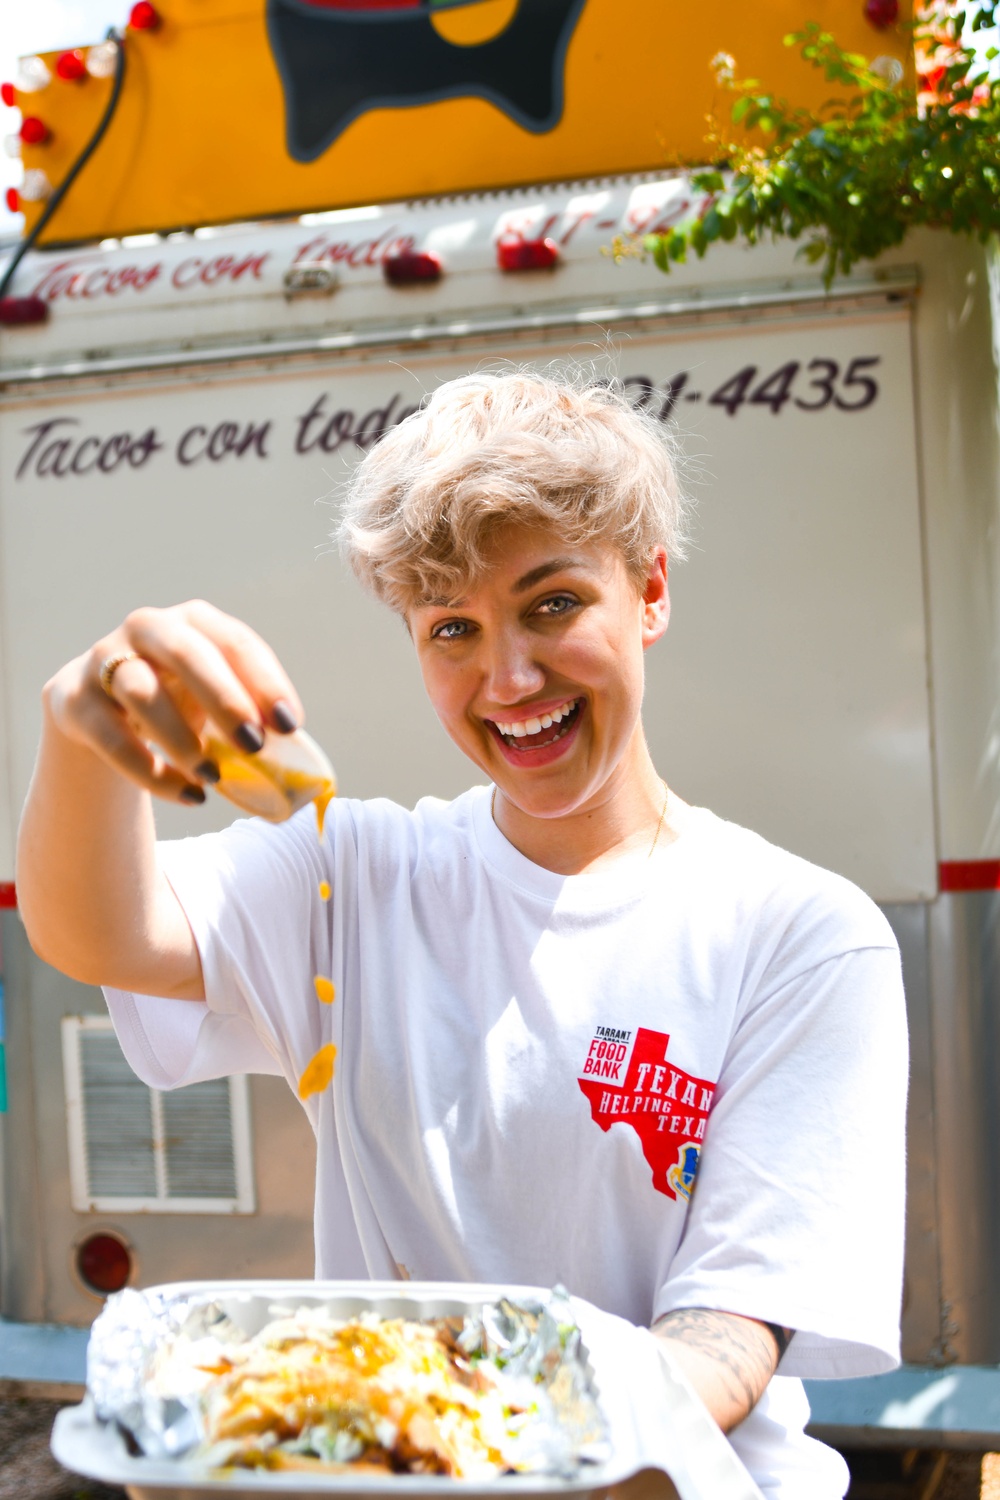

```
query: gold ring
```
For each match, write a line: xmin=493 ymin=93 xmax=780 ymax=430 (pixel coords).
xmin=99 ymin=651 xmax=140 ymax=699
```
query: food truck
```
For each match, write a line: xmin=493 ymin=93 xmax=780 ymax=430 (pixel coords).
xmin=0 ymin=0 xmax=998 ymax=1466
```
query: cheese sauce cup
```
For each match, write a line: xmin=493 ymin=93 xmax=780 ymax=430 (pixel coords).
xmin=202 ymin=725 xmax=336 ymax=829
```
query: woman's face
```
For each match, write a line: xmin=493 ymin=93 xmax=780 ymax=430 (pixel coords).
xmin=408 ymin=526 xmax=669 ymax=822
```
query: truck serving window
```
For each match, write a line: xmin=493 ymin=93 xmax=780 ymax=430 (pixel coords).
xmin=61 ymin=1015 xmax=255 ymax=1214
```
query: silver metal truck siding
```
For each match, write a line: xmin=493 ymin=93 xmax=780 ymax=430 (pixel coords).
xmin=0 ymin=911 xmax=316 ymax=1324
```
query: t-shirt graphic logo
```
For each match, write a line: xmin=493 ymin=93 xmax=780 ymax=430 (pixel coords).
xmin=666 ymin=1142 xmax=701 ymax=1202
xmin=578 ymin=1026 xmax=716 ymax=1202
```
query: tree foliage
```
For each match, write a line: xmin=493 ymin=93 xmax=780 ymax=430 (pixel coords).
xmin=632 ymin=3 xmax=1000 ymax=285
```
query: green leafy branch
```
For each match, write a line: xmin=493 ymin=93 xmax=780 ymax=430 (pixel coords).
xmin=630 ymin=3 xmax=1000 ymax=286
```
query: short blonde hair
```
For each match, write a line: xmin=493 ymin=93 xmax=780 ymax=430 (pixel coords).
xmin=339 ymin=370 xmax=688 ymax=612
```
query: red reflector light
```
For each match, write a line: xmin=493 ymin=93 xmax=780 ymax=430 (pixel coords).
xmin=0 ymin=296 xmax=49 ymax=326
xmin=497 ymin=237 xmax=560 ymax=272
xmin=76 ymin=1232 xmax=132 ymax=1295
xmin=129 ymin=1 xmax=161 ymax=29
xmin=20 ymin=116 xmax=50 ymax=145
xmin=0 ymin=83 xmax=15 ymax=108
xmin=5 ymin=187 xmax=19 ymax=214
xmin=55 ymin=50 xmax=87 ymax=81
xmin=383 ymin=250 xmax=443 ymax=285
xmin=864 ymin=0 xmax=899 ymax=25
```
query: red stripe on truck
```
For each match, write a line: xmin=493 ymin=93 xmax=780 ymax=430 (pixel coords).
xmin=0 ymin=869 xmax=998 ymax=911
xmin=939 ymin=861 xmax=1000 ymax=892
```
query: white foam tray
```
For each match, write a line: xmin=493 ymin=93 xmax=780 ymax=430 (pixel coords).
xmin=51 ymin=1281 xmax=763 ymax=1500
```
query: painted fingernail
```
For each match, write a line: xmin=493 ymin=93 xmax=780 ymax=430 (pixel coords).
xmin=272 ymin=700 xmax=298 ymax=734
xmin=195 ymin=759 xmax=220 ymax=784
xmin=180 ymin=784 xmax=206 ymax=804
xmin=234 ymin=722 xmax=265 ymax=754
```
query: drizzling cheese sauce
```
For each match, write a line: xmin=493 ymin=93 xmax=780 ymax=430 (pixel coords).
xmin=314 ymin=786 xmax=335 ymax=840
xmin=199 ymin=726 xmax=341 ymax=1099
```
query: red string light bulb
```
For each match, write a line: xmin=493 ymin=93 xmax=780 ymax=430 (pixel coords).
xmin=0 ymin=84 xmax=15 ymax=108
xmin=5 ymin=187 xmax=19 ymax=213
xmin=55 ymin=50 xmax=88 ymax=81
xmin=20 ymin=117 xmax=50 ymax=145
xmin=129 ymin=2 xmax=161 ymax=30
xmin=864 ymin=0 xmax=899 ymax=27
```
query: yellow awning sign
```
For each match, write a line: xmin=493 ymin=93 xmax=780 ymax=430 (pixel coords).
xmin=10 ymin=0 xmax=912 ymax=246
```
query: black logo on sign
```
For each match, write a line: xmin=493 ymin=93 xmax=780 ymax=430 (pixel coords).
xmin=266 ymin=0 xmax=587 ymax=163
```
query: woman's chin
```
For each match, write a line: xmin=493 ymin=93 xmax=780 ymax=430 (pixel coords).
xmin=492 ymin=768 xmax=601 ymax=823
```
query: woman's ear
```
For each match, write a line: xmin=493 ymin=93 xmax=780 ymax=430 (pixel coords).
xmin=641 ymin=546 xmax=670 ymax=649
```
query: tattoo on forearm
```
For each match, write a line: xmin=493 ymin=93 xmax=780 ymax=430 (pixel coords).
xmin=652 ymin=1309 xmax=790 ymax=1424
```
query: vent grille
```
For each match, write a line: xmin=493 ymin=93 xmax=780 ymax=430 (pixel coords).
xmin=162 ymin=1081 xmax=238 ymax=1198
xmin=81 ymin=1033 xmax=158 ymax=1198
xmin=63 ymin=1016 xmax=254 ymax=1214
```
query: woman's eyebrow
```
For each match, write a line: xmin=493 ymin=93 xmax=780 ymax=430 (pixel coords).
xmin=511 ymin=558 xmax=586 ymax=594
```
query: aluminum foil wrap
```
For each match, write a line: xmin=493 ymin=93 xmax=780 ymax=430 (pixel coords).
xmin=456 ymin=1291 xmax=610 ymax=1472
xmin=88 ymin=1287 xmax=247 ymax=1459
xmin=86 ymin=1285 xmax=611 ymax=1478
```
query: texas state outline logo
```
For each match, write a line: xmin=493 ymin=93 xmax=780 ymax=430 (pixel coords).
xmin=267 ymin=0 xmax=589 ymax=163
xmin=578 ymin=1026 xmax=716 ymax=1202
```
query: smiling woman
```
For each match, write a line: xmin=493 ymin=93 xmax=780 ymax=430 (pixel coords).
xmin=16 ymin=367 xmax=908 ymax=1500
xmin=406 ymin=524 xmax=670 ymax=867
xmin=340 ymin=373 xmax=684 ymax=865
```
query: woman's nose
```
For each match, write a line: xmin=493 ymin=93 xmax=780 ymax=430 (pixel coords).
xmin=481 ymin=628 xmax=546 ymax=705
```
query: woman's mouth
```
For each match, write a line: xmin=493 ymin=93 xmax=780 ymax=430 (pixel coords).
xmin=486 ymin=697 xmax=583 ymax=752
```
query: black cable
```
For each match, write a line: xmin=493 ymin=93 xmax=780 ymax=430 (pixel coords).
xmin=0 ymin=26 xmax=127 ymax=303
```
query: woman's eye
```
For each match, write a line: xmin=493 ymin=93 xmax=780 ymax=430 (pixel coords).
xmin=536 ymin=594 xmax=577 ymax=617
xmin=432 ymin=619 xmax=470 ymax=640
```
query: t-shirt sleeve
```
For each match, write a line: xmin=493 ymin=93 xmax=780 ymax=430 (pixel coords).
xmin=103 ymin=987 xmax=284 ymax=1090
xmin=104 ymin=804 xmax=340 ymax=1110
xmin=653 ymin=941 xmax=907 ymax=1379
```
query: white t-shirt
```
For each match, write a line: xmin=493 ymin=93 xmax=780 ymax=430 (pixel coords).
xmin=105 ymin=787 xmax=907 ymax=1500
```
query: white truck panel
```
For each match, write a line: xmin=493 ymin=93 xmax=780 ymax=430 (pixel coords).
xmin=0 ymin=177 xmax=916 ymax=381
xmin=2 ymin=180 xmax=715 ymax=367
xmin=0 ymin=299 xmax=933 ymax=899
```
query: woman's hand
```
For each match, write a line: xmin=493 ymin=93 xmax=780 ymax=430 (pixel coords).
xmin=45 ymin=599 xmax=305 ymax=803
xmin=18 ymin=600 xmax=305 ymax=996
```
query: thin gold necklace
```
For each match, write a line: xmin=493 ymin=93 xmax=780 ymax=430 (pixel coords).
xmin=648 ymin=779 xmax=670 ymax=859
xmin=490 ymin=780 xmax=670 ymax=860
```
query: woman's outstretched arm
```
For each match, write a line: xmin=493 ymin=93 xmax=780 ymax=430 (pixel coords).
xmin=16 ymin=599 xmax=303 ymax=999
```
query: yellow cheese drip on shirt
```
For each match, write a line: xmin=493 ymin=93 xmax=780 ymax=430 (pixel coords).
xmin=298 ymin=1043 xmax=336 ymax=1099
xmin=314 ymin=975 xmax=336 ymax=1005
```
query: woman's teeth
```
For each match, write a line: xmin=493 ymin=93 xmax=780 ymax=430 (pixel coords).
xmin=492 ymin=698 xmax=580 ymax=747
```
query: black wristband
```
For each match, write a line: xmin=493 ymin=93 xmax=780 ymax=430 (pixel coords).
xmin=762 ymin=1321 xmax=792 ymax=1360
